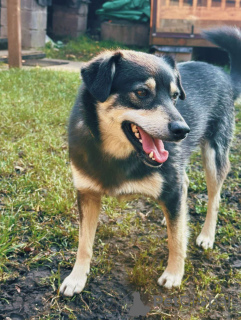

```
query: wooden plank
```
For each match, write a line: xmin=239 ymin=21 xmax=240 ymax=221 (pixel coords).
xmin=156 ymin=0 xmax=161 ymax=31
xmin=207 ymin=0 xmax=212 ymax=8
xmin=156 ymin=7 xmax=241 ymax=20
xmin=151 ymin=36 xmax=216 ymax=47
xmin=193 ymin=0 xmax=198 ymax=10
xmin=7 ymin=0 xmax=22 ymax=68
xmin=150 ymin=0 xmax=154 ymax=31
xmin=154 ymin=18 xmax=241 ymax=35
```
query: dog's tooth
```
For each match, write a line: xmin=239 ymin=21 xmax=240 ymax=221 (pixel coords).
xmin=135 ymin=132 xmax=140 ymax=139
xmin=149 ymin=151 xmax=154 ymax=158
xmin=131 ymin=124 xmax=138 ymax=133
xmin=152 ymin=157 xmax=155 ymax=161
xmin=139 ymin=139 xmax=142 ymax=143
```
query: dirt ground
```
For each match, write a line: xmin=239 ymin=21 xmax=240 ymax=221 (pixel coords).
xmin=0 ymin=191 xmax=240 ymax=320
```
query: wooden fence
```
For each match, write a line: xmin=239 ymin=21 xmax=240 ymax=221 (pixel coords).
xmin=150 ymin=0 xmax=241 ymax=46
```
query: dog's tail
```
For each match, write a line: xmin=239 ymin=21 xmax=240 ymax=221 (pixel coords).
xmin=202 ymin=26 xmax=241 ymax=100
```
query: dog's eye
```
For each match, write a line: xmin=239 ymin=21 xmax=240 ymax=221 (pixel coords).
xmin=135 ymin=89 xmax=149 ymax=98
xmin=172 ymin=92 xmax=179 ymax=100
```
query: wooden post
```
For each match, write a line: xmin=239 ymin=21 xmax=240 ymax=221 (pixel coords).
xmin=221 ymin=0 xmax=226 ymax=9
xmin=207 ymin=0 xmax=212 ymax=8
xmin=7 ymin=0 xmax=22 ymax=68
xmin=193 ymin=0 xmax=198 ymax=10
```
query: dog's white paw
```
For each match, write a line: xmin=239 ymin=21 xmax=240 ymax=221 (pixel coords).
xmin=161 ymin=217 xmax=166 ymax=226
xmin=157 ymin=268 xmax=183 ymax=289
xmin=60 ymin=271 xmax=88 ymax=297
xmin=196 ymin=233 xmax=214 ymax=249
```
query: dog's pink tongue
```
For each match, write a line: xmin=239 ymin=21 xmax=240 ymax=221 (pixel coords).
xmin=138 ymin=127 xmax=169 ymax=163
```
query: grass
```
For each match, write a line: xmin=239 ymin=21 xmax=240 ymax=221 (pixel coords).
xmin=0 ymin=69 xmax=78 ymax=271
xmin=44 ymin=34 xmax=148 ymax=61
xmin=0 ymin=68 xmax=240 ymax=319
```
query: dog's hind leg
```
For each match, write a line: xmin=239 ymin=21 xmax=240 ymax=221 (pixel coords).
xmin=60 ymin=191 xmax=101 ymax=297
xmin=158 ymin=171 xmax=189 ymax=288
xmin=196 ymin=141 xmax=230 ymax=249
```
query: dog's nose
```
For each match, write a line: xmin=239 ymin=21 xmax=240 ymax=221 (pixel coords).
xmin=168 ymin=121 xmax=190 ymax=140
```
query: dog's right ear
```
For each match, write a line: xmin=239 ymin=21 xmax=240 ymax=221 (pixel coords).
xmin=81 ymin=52 xmax=122 ymax=102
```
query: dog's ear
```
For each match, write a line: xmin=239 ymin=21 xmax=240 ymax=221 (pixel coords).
xmin=175 ymin=69 xmax=186 ymax=100
xmin=81 ymin=52 xmax=122 ymax=102
xmin=163 ymin=55 xmax=176 ymax=69
xmin=163 ymin=55 xmax=186 ymax=100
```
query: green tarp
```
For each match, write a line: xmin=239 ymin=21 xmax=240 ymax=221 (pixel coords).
xmin=96 ymin=0 xmax=150 ymax=22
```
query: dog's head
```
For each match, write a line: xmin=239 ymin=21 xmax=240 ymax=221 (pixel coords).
xmin=81 ymin=50 xmax=190 ymax=167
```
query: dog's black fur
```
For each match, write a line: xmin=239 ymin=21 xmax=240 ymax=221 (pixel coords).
xmin=60 ymin=27 xmax=241 ymax=297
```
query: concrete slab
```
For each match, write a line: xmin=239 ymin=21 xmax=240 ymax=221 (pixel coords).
xmin=39 ymin=58 xmax=84 ymax=72
xmin=0 ymin=49 xmax=45 ymax=62
xmin=0 ymin=55 xmax=84 ymax=72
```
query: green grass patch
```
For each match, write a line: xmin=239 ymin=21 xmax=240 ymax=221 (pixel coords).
xmin=0 ymin=69 xmax=79 ymax=273
xmin=44 ymin=35 xmax=148 ymax=62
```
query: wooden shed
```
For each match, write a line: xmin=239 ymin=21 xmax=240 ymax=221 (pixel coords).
xmin=150 ymin=0 xmax=241 ymax=48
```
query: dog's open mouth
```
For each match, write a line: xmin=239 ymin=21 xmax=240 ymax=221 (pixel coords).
xmin=122 ymin=122 xmax=169 ymax=167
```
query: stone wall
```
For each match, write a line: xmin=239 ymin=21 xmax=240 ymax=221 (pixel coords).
xmin=0 ymin=0 xmax=47 ymax=49
xmin=0 ymin=0 xmax=7 ymax=39
xmin=52 ymin=2 xmax=88 ymax=37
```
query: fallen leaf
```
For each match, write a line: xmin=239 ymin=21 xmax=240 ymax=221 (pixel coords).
xmin=138 ymin=212 xmax=147 ymax=221
xmin=14 ymin=166 xmax=25 ymax=173
xmin=15 ymin=285 xmax=21 ymax=293
xmin=24 ymin=246 xmax=34 ymax=253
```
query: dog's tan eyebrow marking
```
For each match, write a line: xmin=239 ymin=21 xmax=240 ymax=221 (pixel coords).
xmin=170 ymin=81 xmax=178 ymax=94
xmin=97 ymin=94 xmax=118 ymax=111
xmin=145 ymin=78 xmax=156 ymax=90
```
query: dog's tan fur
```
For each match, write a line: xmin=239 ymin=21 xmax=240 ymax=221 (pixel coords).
xmin=170 ymin=82 xmax=178 ymax=95
xmin=97 ymin=100 xmax=172 ymax=159
xmin=158 ymin=172 xmax=189 ymax=287
xmin=60 ymin=192 xmax=101 ymax=296
xmin=196 ymin=142 xmax=230 ymax=249
xmin=71 ymin=163 xmax=102 ymax=193
xmin=72 ymin=162 xmax=163 ymax=198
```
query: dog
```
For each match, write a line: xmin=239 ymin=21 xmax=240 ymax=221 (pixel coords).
xmin=60 ymin=27 xmax=241 ymax=297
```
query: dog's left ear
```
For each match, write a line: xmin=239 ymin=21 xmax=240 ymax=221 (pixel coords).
xmin=163 ymin=55 xmax=186 ymax=100
xmin=81 ymin=52 xmax=123 ymax=102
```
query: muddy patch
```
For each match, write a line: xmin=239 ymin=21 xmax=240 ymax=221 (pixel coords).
xmin=0 ymin=195 xmax=240 ymax=319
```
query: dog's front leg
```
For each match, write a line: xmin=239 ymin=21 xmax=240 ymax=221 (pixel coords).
xmin=60 ymin=191 xmax=101 ymax=297
xmin=158 ymin=174 xmax=188 ymax=289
